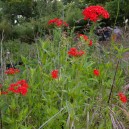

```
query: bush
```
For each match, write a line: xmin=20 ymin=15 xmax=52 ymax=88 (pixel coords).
xmin=105 ymin=0 xmax=129 ymax=25
xmin=0 ymin=20 xmax=12 ymax=39
xmin=65 ymin=2 xmax=82 ymax=26
xmin=2 ymin=39 xmax=36 ymax=63
xmin=12 ymin=22 xmax=35 ymax=43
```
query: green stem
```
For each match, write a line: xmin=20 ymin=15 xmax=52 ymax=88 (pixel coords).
xmin=107 ymin=60 xmax=119 ymax=104
xmin=114 ymin=0 xmax=120 ymax=28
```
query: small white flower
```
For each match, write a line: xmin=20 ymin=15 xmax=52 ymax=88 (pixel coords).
xmin=7 ymin=51 xmax=10 ymax=55
xmin=125 ymin=19 xmax=128 ymax=24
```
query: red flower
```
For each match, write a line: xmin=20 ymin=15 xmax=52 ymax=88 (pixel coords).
xmin=79 ymin=34 xmax=93 ymax=46
xmin=18 ymin=86 xmax=28 ymax=96
xmin=82 ymin=5 xmax=110 ymax=22
xmin=48 ymin=18 xmax=68 ymax=27
xmin=93 ymin=69 xmax=100 ymax=76
xmin=55 ymin=19 xmax=63 ymax=27
xmin=68 ymin=47 xmax=85 ymax=57
xmin=63 ymin=22 xmax=69 ymax=27
xmin=77 ymin=50 xmax=85 ymax=56
xmin=118 ymin=92 xmax=127 ymax=103
xmin=5 ymin=68 xmax=20 ymax=75
xmin=48 ymin=18 xmax=58 ymax=25
xmin=8 ymin=80 xmax=29 ymax=96
xmin=89 ymin=40 xmax=93 ymax=46
xmin=51 ymin=70 xmax=58 ymax=79
xmin=79 ymin=34 xmax=88 ymax=40
xmin=1 ymin=91 xmax=8 ymax=95
xmin=68 ymin=48 xmax=78 ymax=57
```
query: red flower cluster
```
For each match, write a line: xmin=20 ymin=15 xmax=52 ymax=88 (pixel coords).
xmin=118 ymin=92 xmax=127 ymax=103
xmin=5 ymin=68 xmax=20 ymax=75
xmin=93 ymin=69 xmax=100 ymax=76
xmin=1 ymin=65 xmax=29 ymax=96
xmin=48 ymin=18 xmax=68 ymax=27
xmin=82 ymin=5 xmax=110 ymax=22
xmin=68 ymin=47 xmax=85 ymax=57
xmin=8 ymin=80 xmax=29 ymax=96
xmin=51 ymin=70 xmax=59 ymax=79
xmin=79 ymin=34 xmax=93 ymax=46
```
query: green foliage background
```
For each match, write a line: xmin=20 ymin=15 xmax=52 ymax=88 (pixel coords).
xmin=0 ymin=0 xmax=129 ymax=42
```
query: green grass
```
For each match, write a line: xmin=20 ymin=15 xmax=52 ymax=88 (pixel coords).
xmin=0 ymin=28 xmax=129 ymax=129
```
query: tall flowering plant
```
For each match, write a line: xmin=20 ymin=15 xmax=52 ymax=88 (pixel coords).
xmin=79 ymin=34 xmax=93 ymax=46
